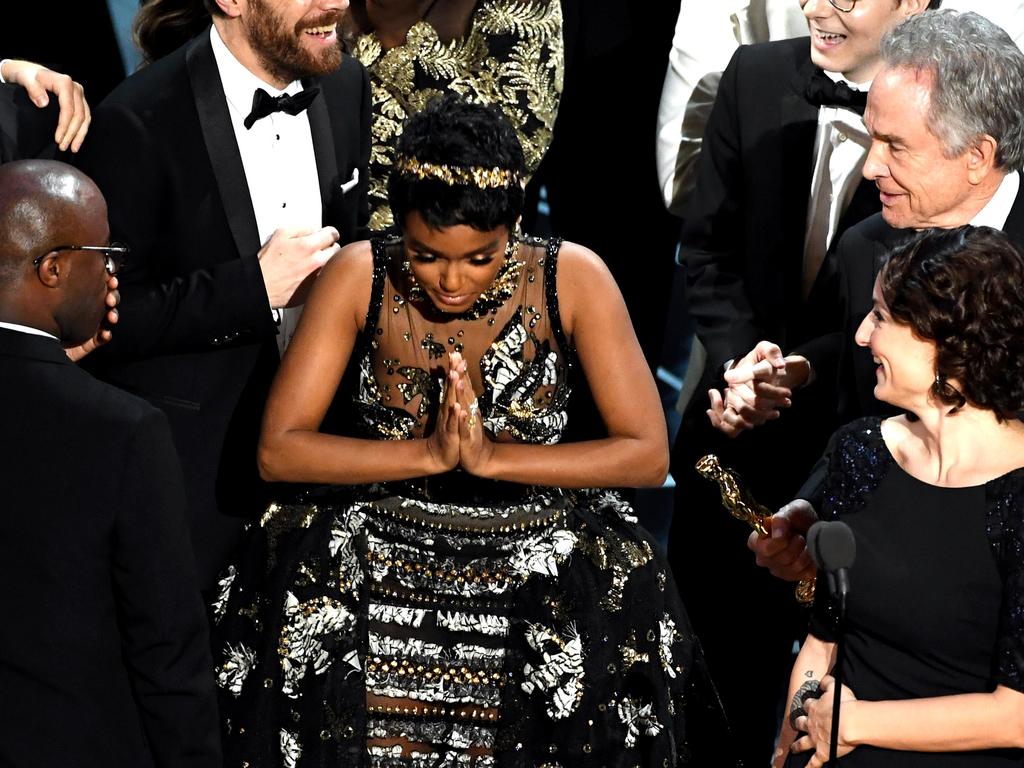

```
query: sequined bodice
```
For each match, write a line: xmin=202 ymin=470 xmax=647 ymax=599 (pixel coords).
xmin=352 ymin=0 xmax=564 ymax=231
xmin=354 ymin=237 xmax=572 ymax=446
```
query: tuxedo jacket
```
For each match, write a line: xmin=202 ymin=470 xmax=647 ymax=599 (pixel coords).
xmin=0 ymin=329 xmax=219 ymax=768
xmin=74 ymin=31 xmax=371 ymax=587
xmin=0 ymin=83 xmax=60 ymax=162
xmin=795 ymin=174 xmax=1024 ymax=502
xmin=679 ymin=36 xmax=880 ymax=378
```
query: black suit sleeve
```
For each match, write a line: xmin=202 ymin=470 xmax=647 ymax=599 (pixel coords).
xmin=112 ymin=408 xmax=221 ymax=767
xmin=678 ymin=46 xmax=760 ymax=372
xmin=74 ymin=101 xmax=276 ymax=358
xmin=354 ymin=63 xmax=372 ymax=240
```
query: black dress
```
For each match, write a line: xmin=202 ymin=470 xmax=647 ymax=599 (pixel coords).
xmin=211 ymin=237 xmax=730 ymax=767
xmin=798 ymin=417 xmax=1024 ymax=766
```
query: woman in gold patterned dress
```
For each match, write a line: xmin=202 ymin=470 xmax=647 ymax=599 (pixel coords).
xmin=342 ymin=0 xmax=562 ymax=232
xmin=211 ymin=97 xmax=729 ymax=767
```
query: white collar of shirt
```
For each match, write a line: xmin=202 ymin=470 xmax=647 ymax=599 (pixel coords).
xmin=209 ymin=24 xmax=304 ymax=117
xmin=970 ymin=171 xmax=1020 ymax=230
xmin=823 ymin=69 xmax=871 ymax=92
xmin=0 ymin=321 xmax=59 ymax=341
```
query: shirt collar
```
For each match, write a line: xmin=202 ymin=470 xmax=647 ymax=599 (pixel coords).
xmin=0 ymin=321 xmax=59 ymax=341
xmin=970 ymin=171 xmax=1020 ymax=230
xmin=823 ymin=69 xmax=871 ymax=93
xmin=209 ymin=24 xmax=303 ymax=120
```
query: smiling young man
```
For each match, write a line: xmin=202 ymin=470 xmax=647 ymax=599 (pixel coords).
xmin=73 ymin=0 xmax=371 ymax=591
xmin=668 ymin=1 xmax=935 ymax=764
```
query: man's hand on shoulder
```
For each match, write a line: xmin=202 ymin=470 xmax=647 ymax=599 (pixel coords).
xmin=1 ymin=59 xmax=90 ymax=152
xmin=747 ymin=498 xmax=817 ymax=583
xmin=258 ymin=226 xmax=341 ymax=309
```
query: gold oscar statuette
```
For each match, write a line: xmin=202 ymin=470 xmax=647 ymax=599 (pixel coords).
xmin=695 ymin=454 xmax=816 ymax=605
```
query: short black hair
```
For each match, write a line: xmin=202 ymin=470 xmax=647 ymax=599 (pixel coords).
xmin=388 ymin=94 xmax=526 ymax=233
xmin=881 ymin=225 xmax=1024 ymax=419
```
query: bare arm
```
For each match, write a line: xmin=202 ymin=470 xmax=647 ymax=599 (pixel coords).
xmin=779 ymin=633 xmax=835 ymax=767
xmin=799 ymin=685 xmax=1024 ymax=759
xmin=459 ymin=242 xmax=669 ymax=488
xmin=257 ymin=242 xmax=459 ymax=484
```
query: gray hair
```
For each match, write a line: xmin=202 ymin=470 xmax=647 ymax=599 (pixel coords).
xmin=880 ymin=10 xmax=1024 ymax=172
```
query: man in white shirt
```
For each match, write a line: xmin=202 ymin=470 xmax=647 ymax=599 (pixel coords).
xmin=656 ymin=0 xmax=1024 ymax=214
xmin=74 ymin=0 xmax=371 ymax=590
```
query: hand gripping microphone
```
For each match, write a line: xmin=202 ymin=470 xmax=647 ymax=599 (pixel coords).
xmin=805 ymin=520 xmax=856 ymax=767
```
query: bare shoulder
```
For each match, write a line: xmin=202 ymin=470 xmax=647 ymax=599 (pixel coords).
xmin=553 ymin=240 xmax=622 ymax=333
xmin=308 ymin=240 xmax=376 ymax=328
xmin=320 ymin=239 xmax=374 ymax=281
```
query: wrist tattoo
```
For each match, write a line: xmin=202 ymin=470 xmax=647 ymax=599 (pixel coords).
xmin=789 ymin=677 xmax=821 ymax=730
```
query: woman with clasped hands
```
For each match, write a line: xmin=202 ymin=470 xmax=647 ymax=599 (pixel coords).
xmin=781 ymin=226 xmax=1024 ymax=767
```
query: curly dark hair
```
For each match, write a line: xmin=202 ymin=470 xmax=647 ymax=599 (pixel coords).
xmin=388 ymin=94 xmax=526 ymax=233
xmin=880 ymin=225 xmax=1024 ymax=419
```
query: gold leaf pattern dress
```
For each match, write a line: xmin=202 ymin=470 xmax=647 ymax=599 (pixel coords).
xmin=212 ymin=238 xmax=730 ymax=767
xmin=353 ymin=0 xmax=564 ymax=231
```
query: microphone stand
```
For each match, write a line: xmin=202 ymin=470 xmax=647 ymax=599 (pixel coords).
xmin=828 ymin=573 xmax=849 ymax=767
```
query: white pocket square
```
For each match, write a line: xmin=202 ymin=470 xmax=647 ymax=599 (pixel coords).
xmin=339 ymin=168 xmax=359 ymax=194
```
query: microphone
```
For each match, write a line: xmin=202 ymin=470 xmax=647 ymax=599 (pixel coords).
xmin=807 ymin=520 xmax=856 ymax=610
xmin=806 ymin=520 xmax=856 ymax=768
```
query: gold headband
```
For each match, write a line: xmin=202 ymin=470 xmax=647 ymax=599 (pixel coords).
xmin=393 ymin=154 xmax=520 ymax=189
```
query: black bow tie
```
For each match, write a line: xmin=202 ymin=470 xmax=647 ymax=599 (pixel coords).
xmin=804 ymin=70 xmax=867 ymax=115
xmin=243 ymin=87 xmax=320 ymax=130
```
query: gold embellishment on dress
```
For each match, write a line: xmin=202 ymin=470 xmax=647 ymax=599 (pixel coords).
xmin=260 ymin=503 xmax=320 ymax=570
xmin=396 ymin=366 xmax=439 ymax=418
xmin=619 ymin=632 xmax=650 ymax=672
xmin=576 ymin=532 xmax=653 ymax=612
xmin=696 ymin=454 xmax=816 ymax=605
xmin=394 ymin=155 xmax=521 ymax=189
xmin=355 ymin=0 xmax=563 ymax=229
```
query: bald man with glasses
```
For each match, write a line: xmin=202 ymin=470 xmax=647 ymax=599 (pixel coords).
xmin=0 ymin=159 xmax=220 ymax=768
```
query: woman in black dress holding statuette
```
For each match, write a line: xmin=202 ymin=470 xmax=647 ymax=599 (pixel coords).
xmin=785 ymin=226 xmax=1024 ymax=767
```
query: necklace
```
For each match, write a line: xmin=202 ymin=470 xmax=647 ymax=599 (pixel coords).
xmin=403 ymin=238 xmax=524 ymax=321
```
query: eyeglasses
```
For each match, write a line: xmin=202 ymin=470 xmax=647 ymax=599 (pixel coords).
xmin=802 ymin=0 xmax=860 ymax=11
xmin=32 ymin=243 xmax=129 ymax=275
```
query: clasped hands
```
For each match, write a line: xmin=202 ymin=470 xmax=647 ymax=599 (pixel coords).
xmin=706 ymin=340 xmax=811 ymax=437
xmin=780 ymin=675 xmax=858 ymax=768
xmin=425 ymin=351 xmax=494 ymax=475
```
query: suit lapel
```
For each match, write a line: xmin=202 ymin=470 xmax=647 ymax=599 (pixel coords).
xmin=186 ymin=34 xmax=262 ymax=259
xmin=303 ymin=77 xmax=339 ymax=220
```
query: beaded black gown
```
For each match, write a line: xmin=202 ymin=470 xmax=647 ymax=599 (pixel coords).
xmin=212 ymin=237 xmax=730 ymax=768
xmin=790 ymin=417 xmax=1024 ymax=766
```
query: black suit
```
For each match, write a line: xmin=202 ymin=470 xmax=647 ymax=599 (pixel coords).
xmin=668 ymin=38 xmax=881 ymax=766
xmin=0 ymin=328 xmax=219 ymax=768
xmin=74 ymin=31 xmax=371 ymax=588
xmin=795 ymin=174 xmax=1024 ymax=503
xmin=0 ymin=83 xmax=60 ymax=162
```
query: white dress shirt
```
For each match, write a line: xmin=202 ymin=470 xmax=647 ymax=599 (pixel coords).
xmin=970 ymin=170 xmax=1020 ymax=230
xmin=0 ymin=321 xmax=58 ymax=341
xmin=802 ymin=73 xmax=871 ymax=297
xmin=210 ymin=25 xmax=323 ymax=353
xmin=655 ymin=0 xmax=1024 ymax=214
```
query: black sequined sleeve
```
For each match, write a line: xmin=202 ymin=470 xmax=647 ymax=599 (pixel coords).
xmin=807 ymin=418 xmax=889 ymax=643
xmin=985 ymin=471 xmax=1024 ymax=692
